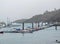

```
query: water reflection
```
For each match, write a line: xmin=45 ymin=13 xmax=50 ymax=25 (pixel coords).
xmin=0 ymin=26 xmax=60 ymax=44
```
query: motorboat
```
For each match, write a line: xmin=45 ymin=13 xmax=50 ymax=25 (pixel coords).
xmin=0 ymin=31 xmax=4 ymax=34
xmin=56 ymin=40 xmax=60 ymax=43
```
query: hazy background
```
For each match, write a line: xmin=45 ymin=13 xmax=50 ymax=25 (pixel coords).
xmin=0 ymin=0 xmax=60 ymax=22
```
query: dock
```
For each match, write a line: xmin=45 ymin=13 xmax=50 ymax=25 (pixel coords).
xmin=1 ymin=22 xmax=60 ymax=34
xmin=0 ymin=24 xmax=54 ymax=34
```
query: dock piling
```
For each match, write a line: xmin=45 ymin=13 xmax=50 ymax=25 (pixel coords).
xmin=55 ymin=26 xmax=57 ymax=30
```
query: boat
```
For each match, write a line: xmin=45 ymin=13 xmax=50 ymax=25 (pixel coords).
xmin=18 ymin=29 xmax=33 ymax=33
xmin=56 ymin=40 xmax=60 ymax=43
xmin=0 ymin=31 xmax=4 ymax=34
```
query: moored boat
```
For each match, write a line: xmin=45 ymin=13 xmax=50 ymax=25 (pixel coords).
xmin=0 ymin=31 xmax=4 ymax=34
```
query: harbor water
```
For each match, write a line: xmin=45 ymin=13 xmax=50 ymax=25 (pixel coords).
xmin=0 ymin=24 xmax=60 ymax=44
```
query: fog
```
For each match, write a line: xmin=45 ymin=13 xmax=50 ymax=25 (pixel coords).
xmin=0 ymin=0 xmax=60 ymax=22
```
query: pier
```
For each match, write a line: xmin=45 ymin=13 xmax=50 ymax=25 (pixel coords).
xmin=0 ymin=23 xmax=55 ymax=34
xmin=0 ymin=18 xmax=60 ymax=34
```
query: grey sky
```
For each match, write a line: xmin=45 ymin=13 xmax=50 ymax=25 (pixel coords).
xmin=0 ymin=0 xmax=60 ymax=22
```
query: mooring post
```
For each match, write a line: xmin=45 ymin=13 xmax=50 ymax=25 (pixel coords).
xmin=32 ymin=23 xmax=33 ymax=29
xmin=38 ymin=22 xmax=39 ymax=27
xmin=41 ymin=22 xmax=43 ymax=26
xmin=55 ymin=26 xmax=57 ymax=30
xmin=22 ymin=23 xmax=24 ymax=30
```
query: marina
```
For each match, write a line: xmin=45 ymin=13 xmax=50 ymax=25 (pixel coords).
xmin=0 ymin=0 xmax=60 ymax=44
xmin=0 ymin=26 xmax=60 ymax=44
xmin=0 ymin=22 xmax=59 ymax=34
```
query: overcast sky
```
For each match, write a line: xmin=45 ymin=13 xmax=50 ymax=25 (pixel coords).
xmin=0 ymin=0 xmax=60 ymax=22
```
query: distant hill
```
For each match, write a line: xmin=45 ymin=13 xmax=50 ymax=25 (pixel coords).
xmin=42 ymin=9 xmax=60 ymax=22
xmin=13 ymin=19 xmax=28 ymax=23
xmin=13 ymin=9 xmax=60 ymax=23
xmin=28 ymin=9 xmax=60 ymax=23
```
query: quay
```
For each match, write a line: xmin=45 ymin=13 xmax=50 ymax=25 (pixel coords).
xmin=0 ymin=24 xmax=56 ymax=34
xmin=0 ymin=23 xmax=60 ymax=34
xmin=0 ymin=18 xmax=60 ymax=34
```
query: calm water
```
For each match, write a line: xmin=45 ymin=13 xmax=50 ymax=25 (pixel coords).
xmin=0 ymin=26 xmax=60 ymax=44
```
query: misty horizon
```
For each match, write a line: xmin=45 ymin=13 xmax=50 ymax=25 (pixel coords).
xmin=0 ymin=0 xmax=60 ymax=22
